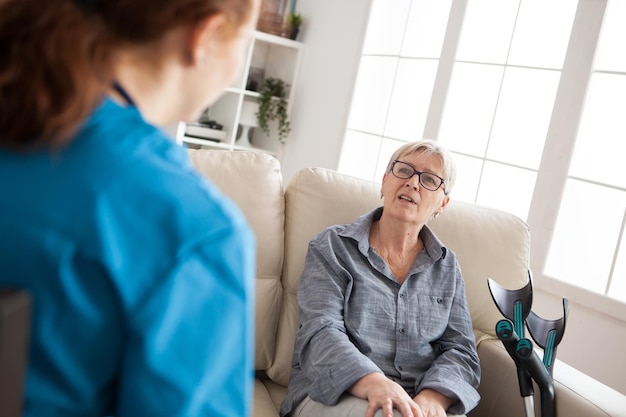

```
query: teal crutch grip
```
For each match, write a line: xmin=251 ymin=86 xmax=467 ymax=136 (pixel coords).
xmin=496 ymin=319 xmax=534 ymax=398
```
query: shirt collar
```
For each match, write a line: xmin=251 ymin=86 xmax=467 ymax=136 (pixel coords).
xmin=339 ymin=207 xmax=448 ymax=261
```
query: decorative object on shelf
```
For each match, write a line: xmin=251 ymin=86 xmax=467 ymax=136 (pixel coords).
xmin=237 ymin=101 xmax=259 ymax=148
xmin=185 ymin=122 xmax=226 ymax=142
xmin=198 ymin=119 xmax=223 ymax=131
xmin=257 ymin=12 xmax=284 ymax=36
xmin=257 ymin=0 xmax=289 ymax=36
xmin=246 ymin=67 xmax=265 ymax=92
xmin=198 ymin=107 xmax=212 ymax=124
xmin=256 ymin=78 xmax=291 ymax=144
xmin=186 ymin=108 xmax=226 ymax=142
xmin=286 ymin=12 xmax=302 ymax=40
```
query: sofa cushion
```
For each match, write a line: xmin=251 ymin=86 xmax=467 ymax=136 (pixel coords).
xmin=269 ymin=167 xmax=382 ymax=386
xmin=188 ymin=150 xmax=285 ymax=370
xmin=253 ymin=379 xmax=280 ymax=417
xmin=429 ymin=201 xmax=531 ymax=342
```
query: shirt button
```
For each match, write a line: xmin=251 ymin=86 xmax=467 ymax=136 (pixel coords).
xmin=398 ymin=366 xmax=404 ymax=371
xmin=399 ymin=293 xmax=405 ymax=298
xmin=399 ymin=328 xmax=405 ymax=333
xmin=437 ymin=298 xmax=443 ymax=304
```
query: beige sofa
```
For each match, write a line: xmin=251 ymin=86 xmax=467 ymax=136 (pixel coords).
xmin=189 ymin=149 xmax=626 ymax=417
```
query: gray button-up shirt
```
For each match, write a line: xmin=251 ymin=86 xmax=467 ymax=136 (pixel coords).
xmin=280 ymin=208 xmax=480 ymax=416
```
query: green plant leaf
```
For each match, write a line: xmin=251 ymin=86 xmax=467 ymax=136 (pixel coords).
xmin=255 ymin=77 xmax=291 ymax=143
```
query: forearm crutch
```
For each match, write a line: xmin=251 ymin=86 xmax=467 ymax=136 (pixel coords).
xmin=489 ymin=274 xmax=535 ymax=417
xmin=488 ymin=271 xmax=569 ymax=417
xmin=526 ymin=298 xmax=569 ymax=378
xmin=495 ymin=319 xmax=535 ymax=417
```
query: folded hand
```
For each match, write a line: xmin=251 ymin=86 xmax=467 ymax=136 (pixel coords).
xmin=349 ymin=372 xmax=422 ymax=417
xmin=413 ymin=388 xmax=453 ymax=417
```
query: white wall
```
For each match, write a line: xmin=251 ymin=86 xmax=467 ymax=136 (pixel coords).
xmin=534 ymin=288 xmax=626 ymax=394
xmin=280 ymin=0 xmax=373 ymax=183
xmin=284 ymin=0 xmax=626 ymax=396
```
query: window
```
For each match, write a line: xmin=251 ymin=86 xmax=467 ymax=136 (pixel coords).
xmin=339 ymin=0 xmax=625 ymax=311
xmin=438 ymin=0 xmax=574 ymax=221
xmin=339 ymin=0 xmax=452 ymax=180
xmin=545 ymin=0 xmax=626 ymax=303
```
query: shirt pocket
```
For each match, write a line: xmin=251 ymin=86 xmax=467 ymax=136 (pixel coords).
xmin=417 ymin=294 xmax=453 ymax=341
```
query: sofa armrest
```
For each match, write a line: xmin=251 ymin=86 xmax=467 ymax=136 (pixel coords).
xmin=470 ymin=339 xmax=626 ymax=417
xmin=0 ymin=289 xmax=31 ymax=417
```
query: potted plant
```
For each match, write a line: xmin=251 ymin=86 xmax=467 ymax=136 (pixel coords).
xmin=287 ymin=12 xmax=302 ymax=40
xmin=256 ymin=77 xmax=291 ymax=144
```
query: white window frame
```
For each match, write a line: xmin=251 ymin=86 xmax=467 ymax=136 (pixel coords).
xmin=341 ymin=0 xmax=626 ymax=321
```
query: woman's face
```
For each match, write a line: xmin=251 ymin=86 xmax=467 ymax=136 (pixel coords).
xmin=380 ymin=150 xmax=450 ymax=226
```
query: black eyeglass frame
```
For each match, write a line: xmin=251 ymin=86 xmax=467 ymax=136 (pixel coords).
xmin=390 ymin=160 xmax=447 ymax=194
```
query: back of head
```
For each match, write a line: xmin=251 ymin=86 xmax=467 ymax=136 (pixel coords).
xmin=0 ymin=0 xmax=254 ymax=150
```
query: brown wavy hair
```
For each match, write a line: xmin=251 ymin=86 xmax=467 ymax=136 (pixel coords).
xmin=0 ymin=0 xmax=253 ymax=150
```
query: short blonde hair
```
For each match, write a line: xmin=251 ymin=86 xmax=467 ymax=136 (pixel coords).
xmin=385 ymin=140 xmax=457 ymax=195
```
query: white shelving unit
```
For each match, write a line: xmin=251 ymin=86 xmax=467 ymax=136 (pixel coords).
xmin=177 ymin=31 xmax=304 ymax=158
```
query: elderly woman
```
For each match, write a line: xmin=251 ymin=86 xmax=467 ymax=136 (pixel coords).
xmin=280 ymin=140 xmax=480 ymax=417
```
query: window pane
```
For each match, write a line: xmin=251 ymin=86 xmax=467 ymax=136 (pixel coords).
xmin=401 ymin=0 xmax=453 ymax=58
xmin=338 ymin=130 xmax=382 ymax=181
xmin=569 ymin=73 xmax=626 ymax=189
xmin=448 ymin=153 xmax=483 ymax=204
xmin=476 ymin=161 xmax=536 ymax=220
xmin=438 ymin=63 xmax=503 ymax=157
xmin=375 ymin=138 xmax=408 ymax=181
xmin=545 ymin=180 xmax=626 ymax=295
xmin=456 ymin=0 xmax=519 ymax=64
xmin=347 ymin=56 xmax=398 ymax=135
xmin=507 ymin=0 xmax=577 ymax=69
xmin=594 ymin=0 xmax=626 ymax=72
xmin=362 ymin=0 xmax=411 ymax=56
xmin=487 ymin=67 xmax=561 ymax=169
xmin=608 ymin=220 xmax=626 ymax=303
xmin=384 ymin=59 xmax=438 ymax=141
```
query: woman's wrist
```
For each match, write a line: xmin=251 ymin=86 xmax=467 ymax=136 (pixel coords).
xmin=348 ymin=372 xmax=387 ymax=399
xmin=414 ymin=388 xmax=454 ymax=410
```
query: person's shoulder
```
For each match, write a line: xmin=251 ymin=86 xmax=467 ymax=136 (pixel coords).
xmin=309 ymin=207 xmax=379 ymax=245
xmin=75 ymin=99 xmax=247 ymax=238
xmin=81 ymin=99 xmax=189 ymax=171
xmin=311 ymin=223 xmax=347 ymax=241
xmin=306 ymin=223 xmax=358 ymax=257
xmin=76 ymin=99 xmax=196 ymax=189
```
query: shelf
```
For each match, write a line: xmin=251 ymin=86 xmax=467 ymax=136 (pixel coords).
xmin=183 ymin=137 xmax=232 ymax=150
xmin=178 ymin=30 xmax=303 ymax=160
xmin=243 ymin=90 xmax=261 ymax=99
xmin=183 ymin=135 xmax=278 ymax=157
xmin=185 ymin=123 xmax=227 ymax=142
xmin=253 ymin=30 xmax=303 ymax=49
xmin=224 ymin=87 xmax=262 ymax=97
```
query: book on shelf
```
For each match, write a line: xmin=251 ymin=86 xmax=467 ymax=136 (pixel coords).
xmin=184 ymin=123 xmax=227 ymax=142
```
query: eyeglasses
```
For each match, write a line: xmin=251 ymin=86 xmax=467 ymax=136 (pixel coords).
xmin=391 ymin=160 xmax=446 ymax=193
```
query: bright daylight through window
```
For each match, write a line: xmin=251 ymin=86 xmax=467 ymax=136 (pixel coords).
xmin=339 ymin=0 xmax=626 ymax=306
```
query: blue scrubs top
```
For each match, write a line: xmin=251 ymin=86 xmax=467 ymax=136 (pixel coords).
xmin=0 ymin=98 xmax=256 ymax=417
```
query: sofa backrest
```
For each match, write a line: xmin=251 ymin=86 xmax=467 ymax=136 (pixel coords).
xmin=268 ymin=166 xmax=531 ymax=387
xmin=268 ymin=167 xmax=382 ymax=385
xmin=189 ymin=150 xmax=285 ymax=371
xmin=428 ymin=200 xmax=531 ymax=340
